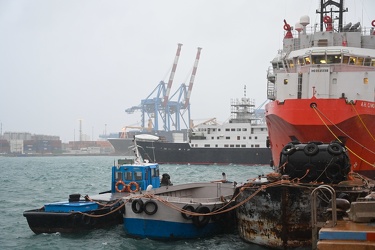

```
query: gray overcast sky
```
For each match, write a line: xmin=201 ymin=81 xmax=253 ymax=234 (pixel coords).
xmin=1 ymin=0 xmax=374 ymax=142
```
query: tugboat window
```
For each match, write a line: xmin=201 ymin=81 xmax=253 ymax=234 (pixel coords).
xmin=125 ymin=172 xmax=132 ymax=180
xmin=116 ymin=172 xmax=122 ymax=181
xmin=135 ymin=171 xmax=142 ymax=181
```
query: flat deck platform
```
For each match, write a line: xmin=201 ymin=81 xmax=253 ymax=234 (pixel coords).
xmin=318 ymin=220 xmax=375 ymax=250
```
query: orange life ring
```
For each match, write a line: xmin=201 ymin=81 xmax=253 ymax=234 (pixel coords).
xmin=128 ymin=181 xmax=139 ymax=192
xmin=115 ymin=180 xmax=127 ymax=192
xmin=372 ymin=20 xmax=375 ymax=27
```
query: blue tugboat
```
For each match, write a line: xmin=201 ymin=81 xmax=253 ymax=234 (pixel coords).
xmin=23 ymin=158 xmax=161 ymax=234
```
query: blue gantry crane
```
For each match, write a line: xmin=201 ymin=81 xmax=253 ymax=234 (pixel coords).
xmin=125 ymin=44 xmax=202 ymax=132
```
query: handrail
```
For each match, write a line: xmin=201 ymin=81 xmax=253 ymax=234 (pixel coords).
xmin=311 ymin=185 xmax=337 ymax=250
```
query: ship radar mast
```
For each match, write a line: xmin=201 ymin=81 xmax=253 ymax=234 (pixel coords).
xmin=316 ymin=0 xmax=348 ymax=32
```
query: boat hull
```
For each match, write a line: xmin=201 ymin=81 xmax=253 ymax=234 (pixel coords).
xmin=123 ymin=182 xmax=236 ymax=239
xmin=235 ymin=181 xmax=369 ymax=249
xmin=107 ymin=138 xmax=134 ymax=155
xmin=137 ymin=140 xmax=272 ymax=165
xmin=266 ymin=98 xmax=375 ymax=179
xmin=23 ymin=202 xmax=124 ymax=234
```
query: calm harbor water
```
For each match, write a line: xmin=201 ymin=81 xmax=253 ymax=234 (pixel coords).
xmin=0 ymin=155 xmax=277 ymax=249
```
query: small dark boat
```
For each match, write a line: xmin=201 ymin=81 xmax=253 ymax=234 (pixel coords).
xmin=23 ymin=194 xmax=124 ymax=234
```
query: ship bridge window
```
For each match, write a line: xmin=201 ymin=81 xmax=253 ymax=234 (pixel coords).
xmin=278 ymin=62 xmax=284 ymax=69
xmin=312 ymin=55 xmax=326 ymax=64
xmin=298 ymin=57 xmax=305 ymax=66
xmin=304 ymin=56 xmax=311 ymax=64
xmin=349 ymin=56 xmax=356 ymax=65
xmin=288 ymin=59 xmax=294 ymax=69
xmin=326 ymin=55 xmax=341 ymax=64
xmin=364 ymin=58 xmax=371 ymax=66
xmin=272 ymin=63 xmax=277 ymax=70
xmin=116 ymin=172 xmax=123 ymax=181
xmin=356 ymin=57 xmax=364 ymax=66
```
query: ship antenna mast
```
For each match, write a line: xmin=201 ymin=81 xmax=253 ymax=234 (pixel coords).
xmin=316 ymin=0 xmax=348 ymax=32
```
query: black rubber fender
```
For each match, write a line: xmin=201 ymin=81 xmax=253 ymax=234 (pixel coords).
xmin=143 ymin=200 xmax=158 ymax=215
xmin=131 ymin=199 xmax=144 ymax=214
xmin=327 ymin=142 xmax=343 ymax=155
xmin=181 ymin=204 xmax=195 ymax=220
xmin=192 ymin=206 xmax=210 ymax=228
xmin=304 ymin=143 xmax=319 ymax=156
xmin=282 ymin=144 xmax=297 ymax=155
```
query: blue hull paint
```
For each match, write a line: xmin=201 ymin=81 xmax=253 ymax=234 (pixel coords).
xmin=124 ymin=218 xmax=221 ymax=239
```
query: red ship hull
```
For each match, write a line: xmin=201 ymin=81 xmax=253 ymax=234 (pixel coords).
xmin=266 ymin=98 xmax=375 ymax=179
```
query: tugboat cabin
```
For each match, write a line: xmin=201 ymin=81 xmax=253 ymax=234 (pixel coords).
xmin=111 ymin=159 xmax=161 ymax=193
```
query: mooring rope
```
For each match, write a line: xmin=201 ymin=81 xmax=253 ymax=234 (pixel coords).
xmin=350 ymin=101 xmax=375 ymax=142
xmin=312 ymin=104 xmax=375 ymax=167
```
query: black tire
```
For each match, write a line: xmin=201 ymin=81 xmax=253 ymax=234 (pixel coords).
xmin=131 ymin=199 xmax=144 ymax=214
xmin=181 ymin=204 xmax=195 ymax=220
xmin=282 ymin=144 xmax=297 ymax=155
xmin=143 ymin=200 xmax=158 ymax=215
xmin=327 ymin=142 xmax=343 ymax=155
xmin=304 ymin=143 xmax=319 ymax=156
xmin=192 ymin=206 xmax=210 ymax=228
